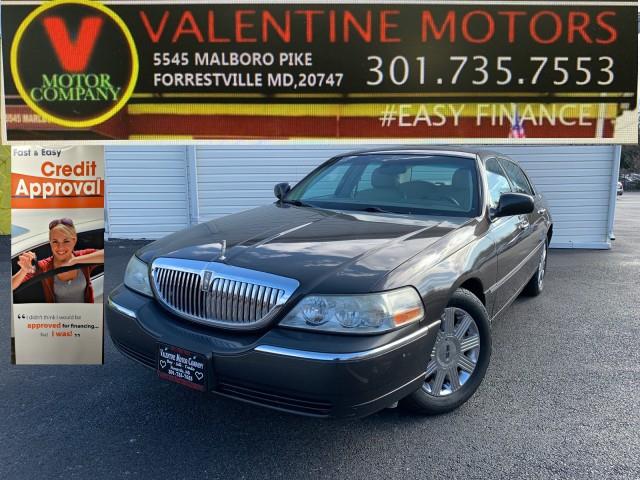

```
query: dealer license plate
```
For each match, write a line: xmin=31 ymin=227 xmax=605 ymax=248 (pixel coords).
xmin=157 ymin=344 xmax=208 ymax=391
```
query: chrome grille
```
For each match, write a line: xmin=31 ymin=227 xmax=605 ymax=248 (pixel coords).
xmin=151 ymin=258 xmax=299 ymax=330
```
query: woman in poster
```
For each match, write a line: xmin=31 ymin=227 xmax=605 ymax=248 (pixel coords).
xmin=11 ymin=218 xmax=104 ymax=303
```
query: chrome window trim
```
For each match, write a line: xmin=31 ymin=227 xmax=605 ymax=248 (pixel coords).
xmin=150 ymin=258 xmax=300 ymax=331
xmin=254 ymin=321 xmax=440 ymax=362
xmin=351 ymin=150 xmax=478 ymax=159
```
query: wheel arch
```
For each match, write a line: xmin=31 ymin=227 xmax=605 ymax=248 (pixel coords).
xmin=455 ymin=277 xmax=486 ymax=306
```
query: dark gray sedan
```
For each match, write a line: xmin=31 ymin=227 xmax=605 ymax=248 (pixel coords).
xmin=107 ymin=148 xmax=552 ymax=417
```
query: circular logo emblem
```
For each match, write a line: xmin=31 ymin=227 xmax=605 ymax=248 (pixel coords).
xmin=10 ymin=0 xmax=138 ymax=128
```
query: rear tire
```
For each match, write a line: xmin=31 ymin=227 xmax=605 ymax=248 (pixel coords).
xmin=401 ymin=288 xmax=491 ymax=415
xmin=522 ymin=241 xmax=547 ymax=297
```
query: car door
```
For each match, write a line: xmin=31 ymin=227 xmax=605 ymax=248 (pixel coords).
xmin=485 ymin=158 xmax=531 ymax=316
xmin=76 ymin=228 xmax=105 ymax=302
xmin=498 ymin=158 xmax=546 ymax=282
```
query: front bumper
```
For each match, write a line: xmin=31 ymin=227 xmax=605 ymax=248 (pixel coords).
xmin=106 ymin=284 xmax=440 ymax=418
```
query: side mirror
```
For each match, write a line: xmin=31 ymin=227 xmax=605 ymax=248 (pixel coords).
xmin=274 ymin=182 xmax=291 ymax=200
xmin=493 ymin=193 xmax=534 ymax=218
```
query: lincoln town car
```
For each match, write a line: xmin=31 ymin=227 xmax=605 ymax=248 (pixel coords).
xmin=107 ymin=148 xmax=552 ymax=417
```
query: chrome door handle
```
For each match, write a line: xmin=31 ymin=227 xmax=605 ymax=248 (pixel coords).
xmin=537 ymin=208 xmax=546 ymax=215
xmin=517 ymin=220 xmax=529 ymax=230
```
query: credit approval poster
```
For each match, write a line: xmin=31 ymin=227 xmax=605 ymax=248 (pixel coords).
xmin=10 ymin=146 xmax=104 ymax=364
xmin=1 ymin=0 xmax=637 ymax=143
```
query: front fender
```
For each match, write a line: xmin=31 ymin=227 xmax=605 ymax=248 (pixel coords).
xmin=375 ymin=230 xmax=498 ymax=324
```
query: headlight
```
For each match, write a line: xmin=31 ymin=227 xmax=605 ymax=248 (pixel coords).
xmin=279 ymin=287 xmax=424 ymax=334
xmin=124 ymin=255 xmax=152 ymax=297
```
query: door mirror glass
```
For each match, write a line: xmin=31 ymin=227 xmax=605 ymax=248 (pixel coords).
xmin=274 ymin=182 xmax=291 ymax=200
xmin=494 ymin=193 xmax=534 ymax=218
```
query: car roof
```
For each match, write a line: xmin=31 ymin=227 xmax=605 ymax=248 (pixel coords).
xmin=341 ymin=146 xmax=508 ymax=162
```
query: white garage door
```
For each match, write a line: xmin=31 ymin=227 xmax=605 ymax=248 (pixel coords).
xmin=497 ymin=145 xmax=618 ymax=249
xmin=195 ymin=145 xmax=618 ymax=249
xmin=105 ymin=146 xmax=191 ymax=239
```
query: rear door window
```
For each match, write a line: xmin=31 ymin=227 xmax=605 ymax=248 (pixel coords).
xmin=499 ymin=159 xmax=534 ymax=195
xmin=485 ymin=158 xmax=512 ymax=207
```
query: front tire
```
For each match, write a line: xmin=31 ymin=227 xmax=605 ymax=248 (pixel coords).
xmin=402 ymin=288 xmax=491 ymax=415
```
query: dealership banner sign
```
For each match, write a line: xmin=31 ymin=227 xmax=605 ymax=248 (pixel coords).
xmin=1 ymin=0 xmax=638 ymax=142
xmin=10 ymin=146 xmax=105 ymax=364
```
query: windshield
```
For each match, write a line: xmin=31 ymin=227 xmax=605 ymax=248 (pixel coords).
xmin=11 ymin=225 xmax=29 ymax=237
xmin=287 ymin=154 xmax=480 ymax=217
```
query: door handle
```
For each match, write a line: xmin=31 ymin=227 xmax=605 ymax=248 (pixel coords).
xmin=537 ymin=208 xmax=546 ymax=215
xmin=517 ymin=220 xmax=529 ymax=230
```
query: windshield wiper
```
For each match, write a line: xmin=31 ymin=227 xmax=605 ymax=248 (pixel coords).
xmin=360 ymin=206 xmax=394 ymax=213
xmin=281 ymin=199 xmax=314 ymax=208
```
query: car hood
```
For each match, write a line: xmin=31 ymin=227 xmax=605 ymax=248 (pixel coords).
xmin=137 ymin=204 xmax=469 ymax=294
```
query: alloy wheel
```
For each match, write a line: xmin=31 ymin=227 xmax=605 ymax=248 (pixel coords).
xmin=422 ymin=307 xmax=481 ymax=397
xmin=537 ymin=246 xmax=547 ymax=290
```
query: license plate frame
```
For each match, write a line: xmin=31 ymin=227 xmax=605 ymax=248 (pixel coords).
xmin=157 ymin=343 xmax=208 ymax=392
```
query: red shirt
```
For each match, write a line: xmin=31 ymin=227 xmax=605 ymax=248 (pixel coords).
xmin=24 ymin=249 xmax=97 ymax=303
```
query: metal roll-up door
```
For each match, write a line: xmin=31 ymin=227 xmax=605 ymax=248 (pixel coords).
xmin=497 ymin=145 xmax=618 ymax=249
xmin=105 ymin=146 xmax=190 ymax=239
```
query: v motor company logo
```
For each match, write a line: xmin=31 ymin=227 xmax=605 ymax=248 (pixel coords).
xmin=10 ymin=0 xmax=139 ymax=128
